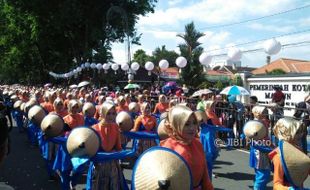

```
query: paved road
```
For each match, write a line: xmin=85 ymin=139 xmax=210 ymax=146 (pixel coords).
xmin=1 ymin=128 xmax=309 ymax=190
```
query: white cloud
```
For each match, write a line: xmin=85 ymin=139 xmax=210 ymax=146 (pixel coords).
xmin=141 ymin=30 xmax=178 ymax=40
xmin=137 ymin=0 xmax=296 ymax=28
xmin=248 ymin=23 xmax=295 ymax=33
xmin=168 ymin=0 xmax=183 ymax=6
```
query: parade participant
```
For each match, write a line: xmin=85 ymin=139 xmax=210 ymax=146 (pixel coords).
xmin=63 ymin=99 xmax=84 ymax=130
xmin=94 ymin=95 xmax=105 ymax=120
xmin=248 ymin=106 xmax=272 ymax=190
xmin=41 ymin=92 xmax=54 ymax=113
xmin=64 ymin=93 xmax=73 ymax=109
xmin=124 ymin=94 xmax=131 ymax=107
xmin=12 ymin=100 xmax=24 ymax=133
xmin=152 ymin=94 xmax=168 ymax=116
xmin=205 ymin=100 xmax=221 ymax=126
xmin=52 ymin=98 xmax=68 ymax=118
xmin=131 ymin=102 xmax=157 ymax=154
xmin=116 ymin=96 xmax=129 ymax=113
xmin=82 ymin=102 xmax=98 ymax=127
xmin=137 ymin=94 xmax=144 ymax=108
xmin=293 ymin=94 xmax=310 ymax=154
xmin=269 ymin=118 xmax=309 ymax=189
xmin=228 ymin=95 xmax=245 ymax=138
xmin=160 ymin=105 xmax=214 ymax=190
xmin=92 ymin=102 xmax=126 ymax=190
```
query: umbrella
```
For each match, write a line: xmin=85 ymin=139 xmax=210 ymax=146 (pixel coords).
xmin=124 ymin=83 xmax=140 ymax=90
xmin=78 ymin=81 xmax=90 ymax=88
xmin=166 ymin=81 xmax=177 ymax=87
xmin=69 ymin=84 xmax=78 ymax=89
xmin=191 ymin=89 xmax=213 ymax=97
xmin=44 ymin=83 xmax=52 ymax=88
xmin=220 ymin=85 xmax=250 ymax=95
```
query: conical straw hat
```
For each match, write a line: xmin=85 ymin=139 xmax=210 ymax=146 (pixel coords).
xmin=279 ymin=140 xmax=310 ymax=187
xmin=157 ymin=119 xmax=169 ymax=140
xmin=194 ymin=110 xmax=208 ymax=124
xmin=28 ymin=105 xmax=46 ymax=126
xmin=273 ymin=118 xmax=303 ymax=141
xmin=116 ymin=111 xmax=133 ymax=132
xmin=129 ymin=102 xmax=139 ymax=113
xmin=132 ymin=147 xmax=192 ymax=190
xmin=24 ymin=98 xmax=37 ymax=114
xmin=82 ymin=102 xmax=96 ymax=117
xmin=243 ymin=120 xmax=267 ymax=140
xmin=13 ymin=100 xmax=22 ymax=110
xmin=40 ymin=114 xmax=64 ymax=137
xmin=66 ymin=127 xmax=100 ymax=158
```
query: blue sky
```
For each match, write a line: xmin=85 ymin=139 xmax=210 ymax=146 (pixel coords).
xmin=112 ymin=0 xmax=310 ymax=68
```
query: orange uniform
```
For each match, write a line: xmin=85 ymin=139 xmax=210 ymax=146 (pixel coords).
xmin=92 ymin=123 xmax=122 ymax=152
xmin=116 ymin=105 xmax=129 ymax=113
xmin=41 ymin=102 xmax=54 ymax=113
xmin=269 ymin=149 xmax=292 ymax=190
xmin=51 ymin=110 xmax=68 ymax=118
xmin=63 ymin=113 xmax=84 ymax=129
xmin=132 ymin=115 xmax=157 ymax=132
xmin=161 ymin=138 xmax=214 ymax=190
xmin=153 ymin=102 xmax=168 ymax=114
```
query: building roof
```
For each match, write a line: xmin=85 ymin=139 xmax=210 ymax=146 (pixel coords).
xmin=252 ymin=58 xmax=310 ymax=75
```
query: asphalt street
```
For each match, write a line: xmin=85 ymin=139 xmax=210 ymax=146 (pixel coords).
xmin=0 ymin=128 xmax=309 ymax=190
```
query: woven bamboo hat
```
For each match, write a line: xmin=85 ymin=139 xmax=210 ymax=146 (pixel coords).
xmin=243 ymin=120 xmax=267 ymax=140
xmin=116 ymin=111 xmax=133 ymax=132
xmin=66 ymin=127 xmax=100 ymax=158
xmin=194 ymin=110 xmax=208 ymax=124
xmin=23 ymin=98 xmax=37 ymax=114
xmin=157 ymin=119 xmax=169 ymax=140
xmin=279 ymin=140 xmax=310 ymax=188
xmin=13 ymin=100 xmax=23 ymax=110
xmin=129 ymin=102 xmax=140 ymax=113
xmin=273 ymin=118 xmax=303 ymax=141
xmin=28 ymin=105 xmax=46 ymax=125
xmin=40 ymin=114 xmax=64 ymax=137
xmin=132 ymin=147 xmax=192 ymax=190
xmin=160 ymin=112 xmax=168 ymax=121
xmin=82 ymin=102 xmax=96 ymax=117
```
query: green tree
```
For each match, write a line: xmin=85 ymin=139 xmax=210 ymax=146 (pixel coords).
xmin=177 ymin=22 xmax=205 ymax=88
xmin=151 ymin=45 xmax=179 ymax=67
xmin=266 ymin=69 xmax=286 ymax=75
xmin=231 ymin=75 xmax=243 ymax=86
xmin=0 ymin=0 xmax=158 ymax=84
xmin=215 ymin=80 xmax=224 ymax=90
xmin=132 ymin=49 xmax=151 ymax=66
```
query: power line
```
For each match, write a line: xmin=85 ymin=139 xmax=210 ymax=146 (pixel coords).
xmin=198 ymin=4 xmax=310 ymax=30
xmin=204 ymin=29 xmax=310 ymax=53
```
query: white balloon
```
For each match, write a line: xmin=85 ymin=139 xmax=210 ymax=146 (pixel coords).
xmin=96 ymin=63 xmax=102 ymax=70
xmin=199 ymin=52 xmax=212 ymax=66
xmin=81 ymin=64 xmax=85 ymax=69
xmin=111 ymin=64 xmax=119 ymax=71
xmin=77 ymin=67 xmax=82 ymax=72
xmin=264 ymin=38 xmax=281 ymax=55
xmin=102 ymin=63 xmax=110 ymax=70
xmin=90 ymin=63 xmax=96 ymax=69
xmin=131 ymin=62 xmax=140 ymax=71
xmin=159 ymin=59 xmax=169 ymax=69
xmin=121 ymin=63 xmax=129 ymax=71
xmin=85 ymin=62 xmax=90 ymax=68
xmin=227 ymin=48 xmax=242 ymax=61
xmin=145 ymin=61 xmax=154 ymax=71
xmin=176 ymin=56 xmax=187 ymax=68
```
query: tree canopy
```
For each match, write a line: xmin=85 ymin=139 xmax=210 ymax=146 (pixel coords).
xmin=0 ymin=0 xmax=157 ymax=84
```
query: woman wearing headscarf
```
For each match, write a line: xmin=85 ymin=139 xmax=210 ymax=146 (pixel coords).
xmin=161 ymin=105 xmax=214 ymax=190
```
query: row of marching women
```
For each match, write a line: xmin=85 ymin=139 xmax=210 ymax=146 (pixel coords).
xmin=1 ymin=84 xmax=309 ymax=190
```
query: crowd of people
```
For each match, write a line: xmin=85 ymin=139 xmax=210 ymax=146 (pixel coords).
xmin=0 ymin=83 xmax=309 ymax=190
